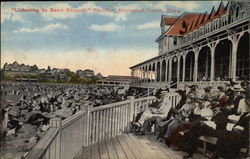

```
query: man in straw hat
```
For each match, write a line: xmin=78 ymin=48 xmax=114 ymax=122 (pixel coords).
xmin=131 ymin=93 xmax=172 ymax=135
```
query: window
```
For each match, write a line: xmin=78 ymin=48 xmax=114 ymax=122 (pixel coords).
xmin=173 ymin=37 xmax=177 ymax=45
xmin=236 ymin=7 xmax=239 ymax=18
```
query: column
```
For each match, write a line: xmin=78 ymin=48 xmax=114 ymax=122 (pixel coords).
xmin=229 ymin=48 xmax=232 ymax=78
xmin=134 ymin=69 xmax=137 ymax=82
xmin=154 ymin=62 xmax=157 ymax=83
xmin=177 ymin=55 xmax=180 ymax=83
xmin=159 ymin=60 xmax=162 ymax=82
xmin=231 ymin=42 xmax=238 ymax=81
xmin=182 ymin=54 xmax=186 ymax=82
xmin=136 ymin=69 xmax=139 ymax=78
xmin=149 ymin=65 xmax=151 ymax=82
xmin=151 ymin=64 xmax=154 ymax=82
xmin=131 ymin=69 xmax=134 ymax=82
xmin=139 ymin=68 xmax=142 ymax=81
xmin=142 ymin=67 xmax=145 ymax=82
xmin=229 ymin=34 xmax=240 ymax=81
xmin=144 ymin=66 xmax=146 ymax=82
xmin=142 ymin=67 xmax=145 ymax=81
xmin=208 ymin=41 xmax=219 ymax=81
xmin=165 ymin=59 xmax=168 ymax=82
xmin=193 ymin=48 xmax=200 ymax=82
xmin=205 ymin=52 xmax=209 ymax=79
xmin=210 ymin=45 xmax=216 ymax=81
xmin=168 ymin=58 xmax=172 ymax=83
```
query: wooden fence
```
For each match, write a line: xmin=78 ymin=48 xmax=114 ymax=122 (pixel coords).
xmin=25 ymin=93 xmax=181 ymax=159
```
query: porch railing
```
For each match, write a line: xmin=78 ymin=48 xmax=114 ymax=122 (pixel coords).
xmin=24 ymin=94 xmax=181 ymax=159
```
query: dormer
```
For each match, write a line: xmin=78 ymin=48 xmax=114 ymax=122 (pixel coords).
xmin=160 ymin=15 xmax=177 ymax=34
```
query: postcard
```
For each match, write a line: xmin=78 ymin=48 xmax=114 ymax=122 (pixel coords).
xmin=1 ymin=1 xmax=249 ymax=159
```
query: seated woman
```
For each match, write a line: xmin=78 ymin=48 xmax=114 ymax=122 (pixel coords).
xmin=131 ymin=93 xmax=172 ymax=135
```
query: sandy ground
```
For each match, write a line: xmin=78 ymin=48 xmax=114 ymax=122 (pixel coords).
xmin=0 ymin=124 xmax=45 ymax=159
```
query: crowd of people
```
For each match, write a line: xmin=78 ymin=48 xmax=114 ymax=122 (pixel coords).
xmin=1 ymin=80 xmax=249 ymax=159
xmin=131 ymin=80 xmax=250 ymax=159
xmin=0 ymin=82 xmax=130 ymax=159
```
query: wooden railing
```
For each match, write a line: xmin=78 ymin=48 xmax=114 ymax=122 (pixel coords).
xmin=24 ymin=94 xmax=180 ymax=159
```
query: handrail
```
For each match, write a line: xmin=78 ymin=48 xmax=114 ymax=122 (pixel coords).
xmin=170 ymin=82 xmax=177 ymax=87
xmin=134 ymin=96 xmax=156 ymax=103
xmin=90 ymin=100 xmax=130 ymax=112
xmin=62 ymin=110 xmax=87 ymax=129
xmin=24 ymin=94 xmax=181 ymax=159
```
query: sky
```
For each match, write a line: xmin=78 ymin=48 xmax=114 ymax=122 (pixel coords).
xmin=1 ymin=1 xmax=224 ymax=76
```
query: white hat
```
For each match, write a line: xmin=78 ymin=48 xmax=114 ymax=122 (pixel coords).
xmin=200 ymin=108 xmax=213 ymax=118
xmin=233 ymin=84 xmax=245 ymax=92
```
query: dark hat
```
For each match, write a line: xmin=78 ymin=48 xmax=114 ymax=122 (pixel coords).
xmin=204 ymin=87 xmax=212 ymax=92
xmin=241 ymin=80 xmax=249 ymax=89
xmin=217 ymin=86 xmax=225 ymax=92
xmin=189 ymin=84 xmax=198 ymax=89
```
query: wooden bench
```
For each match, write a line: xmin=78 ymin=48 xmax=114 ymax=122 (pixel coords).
xmin=199 ymin=136 xmax=217 ymax=156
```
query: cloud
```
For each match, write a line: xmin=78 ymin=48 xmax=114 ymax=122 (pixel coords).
xmin=136 ymin=21 xmax=159 ymax=30
xmin=13 ymin=23 xmax=68 ymax=33
xmin=78 ymin=2 xmax=115 ymax=18
xmin=114 ymin=3 xmax=141 ymax=21
xmin=88 ymin=23 xmax=121 ymax=32
xmin=147 ymin=1 xmax=201 ymax=12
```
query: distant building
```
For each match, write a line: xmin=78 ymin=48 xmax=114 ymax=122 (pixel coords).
xmin=43 ymin=66 xmax=69 ymax=81
xmin=3 ymin=61 xmax=39 ymax=72
xmin=97 ymin=75 xmax=134 ymax=87
xmin=96 ymin=73 xmax=104 ymax=79
xmin=39 ymin=69 xmax=46 ymax=74
xmin=76 ymin=69 xmax=95 ymax=78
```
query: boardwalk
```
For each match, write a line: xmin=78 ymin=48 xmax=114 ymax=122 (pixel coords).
xmin=75 ymin=133 xmax=208 ymax=159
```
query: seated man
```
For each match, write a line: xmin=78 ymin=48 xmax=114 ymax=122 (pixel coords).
xmin=131 ymin=93 xmax=172 ymax=135
xmin=156 ymin=85 xmax=203 ymax=145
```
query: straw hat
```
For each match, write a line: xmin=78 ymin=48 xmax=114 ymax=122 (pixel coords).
xmin=232 ymin=84 xmax=245 ymax=92
xmin=200 ymin=108 xmax=213 ymax=120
